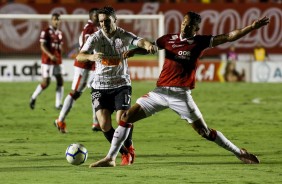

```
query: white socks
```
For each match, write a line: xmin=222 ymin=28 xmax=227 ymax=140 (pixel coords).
xmin=58 ymin=94 xmax=74 ymax=122
xmin=56 ymin=86 xmax=64 ymax=108
xmin=214 ymin=130 xmax=241 ymax=156
xmin=31 ymin=84 xmax=43 ymax=99
xmin=107 ymin=126 xmax=131 ymax=159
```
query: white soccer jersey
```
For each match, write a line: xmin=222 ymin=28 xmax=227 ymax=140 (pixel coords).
xmin=81 ymin=27 xmax=142 ymax=89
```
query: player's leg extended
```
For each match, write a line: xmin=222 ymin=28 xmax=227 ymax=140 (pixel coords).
xmin=167 ymin=87 xmax=258 ymax=164
xmin=191 ymin=118 xmax=259 ymax=164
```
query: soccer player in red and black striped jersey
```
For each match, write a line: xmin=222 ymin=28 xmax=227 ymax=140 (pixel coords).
xmin=54 ymin=8 xmax=100 ymax=133
xmin=30 ymin=13 xmax=64 ymax=110
xmin=89 ymin=12 xmax=270 ymax=167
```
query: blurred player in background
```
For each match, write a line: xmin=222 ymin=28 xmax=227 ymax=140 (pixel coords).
xmin=76 ymin=6 xmax=157 ymax=165
xmin=54 ymin=8 xmax=100 ymax=133
xmin=90 ymin=12 xmax=270 ymax=167
xmin=224 ymin=44 xmax=245 ymax=82
xmin=30 ymin=13 xmax=64 ymax=110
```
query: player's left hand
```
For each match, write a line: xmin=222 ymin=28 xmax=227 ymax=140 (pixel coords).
xmin=252 ymin=16 xmax=270 ymax=29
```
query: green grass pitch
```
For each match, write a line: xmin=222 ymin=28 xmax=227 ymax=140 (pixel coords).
xmin=0 ymin=81 xmax=281 ymax=184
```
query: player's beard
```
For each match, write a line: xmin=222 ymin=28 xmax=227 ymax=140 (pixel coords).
xmin=102 ymin=25 xmax=112 ymax=34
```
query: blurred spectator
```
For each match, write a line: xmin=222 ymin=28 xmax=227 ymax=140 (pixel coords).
xmin=224 ymin=45 xmax=245 ymax=82
xmin=253 ymin=43 xmax=269 ymax=62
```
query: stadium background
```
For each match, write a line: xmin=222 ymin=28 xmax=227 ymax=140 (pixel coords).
xmin=0 ymin=2 xmax=282 ymax=184
xmin=0 ymin=2 xmax=281 ymax=83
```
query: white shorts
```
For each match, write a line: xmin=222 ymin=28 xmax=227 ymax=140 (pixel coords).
xmin=71 ymin=66 xmax=92 ymax=92
xmin=41 ymin=64 xmax=63 ymax=78
xmin=136 ymin=87 xmax=202 ymax=123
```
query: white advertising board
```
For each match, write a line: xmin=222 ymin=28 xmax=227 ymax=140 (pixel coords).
xmin=251 ymin=62 xmax=282 ymax=82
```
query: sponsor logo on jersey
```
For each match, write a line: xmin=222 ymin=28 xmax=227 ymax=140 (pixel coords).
xmin=178 ymin=51 xmax=191 ymax=56
xmin=172 ymin=44 xmax=184 ymax=48
xmin=101 ymin=57 xmax=122 ymax=66
xmin=175 ymin=50 xmax=191 ymax=60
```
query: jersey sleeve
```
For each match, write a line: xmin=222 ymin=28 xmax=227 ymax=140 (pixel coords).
xmin=156 ymin=34 xmax=168 ymax=49
xmin=125 ymin=31 xmax=143 ymax=46
xmin=117 ymin=27 xmax=142 ymax=46
xmin=83 ymin=26 xmax=97 ymax=43
xmin=39 ymin=29 xmax=47 ymax=43
xmin=80 ymin=34 xmax=95 ymax=53
xmin=79 ymin=25 xmax=97 ymax=48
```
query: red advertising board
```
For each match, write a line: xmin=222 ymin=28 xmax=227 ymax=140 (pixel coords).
xmin=0 ymin=2 xmax=281 ymax=57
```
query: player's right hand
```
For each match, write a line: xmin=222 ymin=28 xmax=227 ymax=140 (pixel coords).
xmin=50 ymin=55 xmax=57 ymax=61
xmin=251 ymin=16 xmax=270 ymax=29
xmin=147 ymin=45 xmax=158 ymax=54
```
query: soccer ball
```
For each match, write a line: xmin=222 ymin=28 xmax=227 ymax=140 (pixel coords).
xmin=65 ymin=143 xmax=88 ymax=165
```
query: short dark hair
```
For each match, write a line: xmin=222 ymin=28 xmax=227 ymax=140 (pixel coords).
xmin=98 ymin=6 xmax=117 ymax=20
xmin=89 ymin=8 xmax=98 ymax=18
xmin=51 ymin=13 xmax=60 ymax=19
xmin=186 ymin=11 xmax=201 ymax=24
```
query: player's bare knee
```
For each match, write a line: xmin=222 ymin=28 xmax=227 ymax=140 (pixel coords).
xmin=121 ymin=110 xmax=130 ymax=122
xmin=99 ymin=123 xmax=111 ymax=132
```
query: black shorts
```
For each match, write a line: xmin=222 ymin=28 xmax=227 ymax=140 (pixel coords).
xmin=91 ymin=86 xmax=132 ymax=113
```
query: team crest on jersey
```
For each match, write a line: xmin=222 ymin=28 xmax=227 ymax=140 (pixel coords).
xmin=114 ymin=38 xmax=123 ymax=49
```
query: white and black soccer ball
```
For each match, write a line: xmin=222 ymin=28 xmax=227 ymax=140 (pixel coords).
xmin=65 ymin=143 xmax=88 ymax=165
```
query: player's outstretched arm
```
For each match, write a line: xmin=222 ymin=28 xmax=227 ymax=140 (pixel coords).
xmin=123 ymin=48 xmax=149 ymax=59
xmin=137 ymin=39 xmax=158 ymax=54
xmin=212 ymin=16 xmax=270 ymax=47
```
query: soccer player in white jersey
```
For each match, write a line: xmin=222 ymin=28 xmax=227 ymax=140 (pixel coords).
xmin=30 ymin=13 xmax=64 ymax=110
xmin=54 ymin=8 xmax=100 ymax=133
xmin=76 ymin=6 xmax=157 ymax=166
xmin=89 ymin=12 xmax=270 ymax=167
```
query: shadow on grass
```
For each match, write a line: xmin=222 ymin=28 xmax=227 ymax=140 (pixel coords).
xmin=0 ymin=165 xmax=74 ymax=172
xmin=1 ymin=152 xmax=280 ymax=173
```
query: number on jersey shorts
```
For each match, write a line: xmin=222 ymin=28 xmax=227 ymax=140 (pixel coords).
xmin=91 ymin=86 xmax=132 ymax=113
